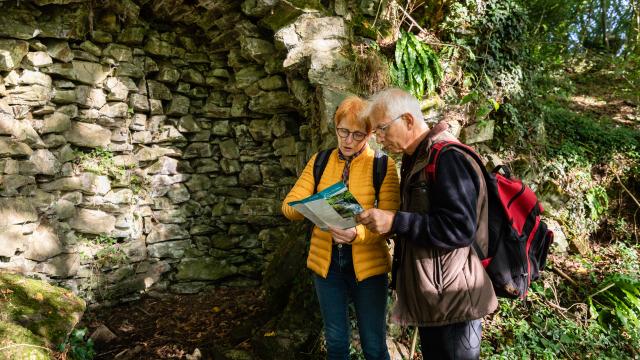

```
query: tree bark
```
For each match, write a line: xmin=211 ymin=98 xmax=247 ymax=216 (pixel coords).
xmin=635 ymin=0 xmax=640 ymax=53
xmin=601 ymin=0 xmax=609 ymax=49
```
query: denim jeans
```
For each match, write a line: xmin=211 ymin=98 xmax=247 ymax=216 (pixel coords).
xmin=313 ymin=244 xmax=390 ymax=360
xmin=418 ymin=319 xmax=482 ymax=360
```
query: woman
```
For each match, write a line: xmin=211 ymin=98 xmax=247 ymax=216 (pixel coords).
xmin=282 ymin=96 xmax=400 ymax=360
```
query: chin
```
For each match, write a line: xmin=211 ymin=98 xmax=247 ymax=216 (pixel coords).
xmin=339 ymin=148 xmax=353 ymax=156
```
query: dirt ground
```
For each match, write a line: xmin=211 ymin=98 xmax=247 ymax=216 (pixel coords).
xmin=79 ymin=287 xmax=266 ymax=359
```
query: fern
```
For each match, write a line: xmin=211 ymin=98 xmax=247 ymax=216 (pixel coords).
xmin=588 ymin=274 xmax=640 ymax=338
xmin=390 ymin=30 xmax=443 ymax=99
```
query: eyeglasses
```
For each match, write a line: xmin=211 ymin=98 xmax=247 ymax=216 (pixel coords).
xmin=336 ymin=128 xmax=367 ymax=141
xmin=373 ymin=114 xmax=403 ymax=135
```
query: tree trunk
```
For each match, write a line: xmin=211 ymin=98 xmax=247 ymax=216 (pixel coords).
xmin=601 ymin=0 xmax=609 ymax=49
xmin=579 ymin=1 xmax=593 ymax=49
xmin=635 ymin=0 xmax=640 ymax=53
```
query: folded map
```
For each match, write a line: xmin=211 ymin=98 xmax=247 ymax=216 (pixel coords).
xmin=288 ymin=181 xmax=363 ymax=230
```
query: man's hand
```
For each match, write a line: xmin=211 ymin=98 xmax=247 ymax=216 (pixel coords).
xmin=356 ymin=209 xmax=395 ymax=234
xmin=329 ymin=226 xmax=357 ymax=244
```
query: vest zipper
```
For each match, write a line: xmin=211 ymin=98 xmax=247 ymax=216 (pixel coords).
xmin=433 ymin=248 xmax=443 ymax=295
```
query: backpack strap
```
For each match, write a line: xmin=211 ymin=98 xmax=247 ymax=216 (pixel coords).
xmin=372 ymin=149 xmax=388 ymax=208
xmin=425 ymin=141 xmax=490 ymax=259
xmin=313 ymin=148 xmax=334 ymax=194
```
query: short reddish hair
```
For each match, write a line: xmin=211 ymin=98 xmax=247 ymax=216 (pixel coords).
xmin=334 ymin=96 xmax=370 ymax=132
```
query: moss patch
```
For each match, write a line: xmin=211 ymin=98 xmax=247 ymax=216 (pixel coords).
xmin=0 ymin=271 xmax=85 ymax=358
xmin=0 ymin=321 xmax=50 ymax=359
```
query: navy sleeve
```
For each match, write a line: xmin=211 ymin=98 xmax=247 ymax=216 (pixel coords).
xmin=391 ymin=150 xmax=480 ymax=250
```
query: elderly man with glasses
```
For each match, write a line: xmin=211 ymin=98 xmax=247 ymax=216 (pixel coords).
xmin=357 ymin=88 xmax=497 ymax=360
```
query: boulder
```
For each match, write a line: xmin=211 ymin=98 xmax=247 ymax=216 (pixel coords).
xmin=0 ymin=272 xmax=85 ymax=359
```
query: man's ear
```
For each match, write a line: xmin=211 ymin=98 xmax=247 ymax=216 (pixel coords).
xmin=403 ymin=113 xmax=414 ymax=129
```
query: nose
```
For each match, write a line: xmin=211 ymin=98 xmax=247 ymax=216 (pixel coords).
xmin=344 ymin=134 xmax=355 ymax=144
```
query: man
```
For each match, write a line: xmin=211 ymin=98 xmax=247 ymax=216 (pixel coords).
xmin=356 ymin=88 xmax=497 ymax=360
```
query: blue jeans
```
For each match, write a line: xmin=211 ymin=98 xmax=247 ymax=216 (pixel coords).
xmin=313 ymin=244 xmax=390 ymax=360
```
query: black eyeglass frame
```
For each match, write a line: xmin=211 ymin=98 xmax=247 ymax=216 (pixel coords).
xmin=336 ymin=128 xmax=368 ymax=141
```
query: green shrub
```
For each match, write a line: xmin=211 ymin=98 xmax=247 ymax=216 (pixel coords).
xmin=57 ymin=327 xmax=95 ymax=360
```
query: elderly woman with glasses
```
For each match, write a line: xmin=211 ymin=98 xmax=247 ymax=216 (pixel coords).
xmin=282 ymin=96 xmax=400 ymax=360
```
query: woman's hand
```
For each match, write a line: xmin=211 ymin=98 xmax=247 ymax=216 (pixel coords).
xmin=329 ymin=226 xmax=357 ymax=244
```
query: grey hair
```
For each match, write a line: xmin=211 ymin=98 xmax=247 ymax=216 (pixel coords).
xmin=367 ymin=88 xmax=424 ymax=125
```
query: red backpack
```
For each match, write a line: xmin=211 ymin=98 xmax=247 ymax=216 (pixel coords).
xmin=426 ymin=141 xmax=554 ymax=299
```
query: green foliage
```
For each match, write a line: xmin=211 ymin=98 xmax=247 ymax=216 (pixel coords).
xmin=74 ymin=147 xmax=126 ymax=179
xmin=442 ymin=0 xmax=529 ymax=95
xmin=95 ymin=240 xmax=128 ymax=268
xmin=58 ymin=327 xmax=95 ymax=360
xmin=390 ymin=29 xmax=443 ymax=99
xmin=460 ymin=90 xmax=500 ymax=122
xmin=588 ymin=274 xmax=640 ymax=344
xmin=544 ymin=104 xmax=640 ymax=164
xmin=483 ymin=288 xmax=639 ymax=358
xmin=585 ymin=186 xmax=609 ymax=220
xmin=76 ymin=234 xmax=128 ymax=268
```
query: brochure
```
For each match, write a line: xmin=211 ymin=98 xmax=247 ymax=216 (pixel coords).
xmin=288 ymin=181 xmax=363 ymax=230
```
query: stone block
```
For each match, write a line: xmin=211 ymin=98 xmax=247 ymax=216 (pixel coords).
xmin=182 ymin=143 xmax=212 ymax=159
xmin=239 ymin=163 xmax=262 ymax=185
xmin=180 ymin=69 xmax=205 ymax=85
xmin=40 ymin=173 xmax=110 ymax=195
xmin=175 ymin=257 xmax=237 ymax=281
xmin=36 ymin=253 xmax=80 ymax=278
xmin=42 ymin=112 xmax=71 ymax=134
xmin=64 ymin=121 xmax=111 ymax=148
xmin=219 ymin=139 xmax=240 ymax=159
xmin=103 ymin=44 xmax=133 ymax=63
xmin=27 ymin=149 xmax=60 ymax=175
xmin=75 ymin=85 xmax=107 ymax=109
xmin=248 ymin=91 xmax=297 ymax=114
xmin=147 ymin=80 xmax=172 ymax=100
xmin=146 ymin=224 xmax=190 ymax=244
xmin=461 ymin=120 xmax=495 ymax=144
xmin=72 ymin=61 xmax=111 ymax=85
xmin=148 ymin=240 xmax=190 ymax=259
xmin=167 ymin=95 xmax=190 ymax=116
xmin=23 ymin=223 xmax=62 ymax=261
xmin=69 ymin=208 xmax=116 ymax=235
xmin=0 ymin=39 xmax=29 ymax=71
xmin=118 ymin=26 xmax=145 ymax=45
xmin=240 ymin=37 xmax=275 ymax=64
xmin=0 ymin=138 xmax=32 ymax=157
xmin=23 ymin=51 xmax=52 ymax=67
xmin=235 ymin=66 xmax=266 ymax=89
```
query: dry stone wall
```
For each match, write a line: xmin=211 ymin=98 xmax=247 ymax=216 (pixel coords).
xmin=0 ymin=0 xmax=359 ymax=303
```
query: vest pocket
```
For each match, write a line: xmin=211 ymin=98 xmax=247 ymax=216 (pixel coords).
xmin=407 ymin=181 xmax=430 ymax=213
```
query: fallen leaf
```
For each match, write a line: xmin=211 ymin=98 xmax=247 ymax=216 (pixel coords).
xmin=264 ymin=331 xmax=276 ymax=337
xmin=34 ymin=293 xmax=44 ymax=301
